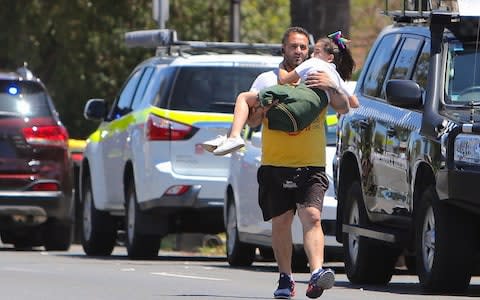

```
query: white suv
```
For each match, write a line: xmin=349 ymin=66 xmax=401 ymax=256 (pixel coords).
xmin=79 ymin=29 xmax=282 ymax=258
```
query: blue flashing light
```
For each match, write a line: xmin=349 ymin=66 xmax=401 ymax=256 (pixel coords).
xmin=7 ymin=85 xmax=19 ymax=95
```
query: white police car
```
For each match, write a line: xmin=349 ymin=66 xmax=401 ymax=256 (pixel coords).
xmin=79 ymin=29 xmax=282 ymax=258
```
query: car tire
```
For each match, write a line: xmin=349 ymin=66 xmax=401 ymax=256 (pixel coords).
xmin=125 ymin=177 xmax=161 ymax=259
xmin=81 ymin=175 xmax=117 ymax=256
xmin=416 ymin=186 xmax=475 ymax=292
xmin=342 ymin=180 xmax=400 ymax=284
xmin=226 ymin=199 xmax=255 ymax=266
xmin=3 ymin=229 xmax=42 ymax=249
xmin=44 ymin=219 xmax=73 ymax=251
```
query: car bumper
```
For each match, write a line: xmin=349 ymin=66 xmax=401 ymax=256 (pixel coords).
xmin=438 ymin=168 xmax=480 ymax=214
xmin=139 ymin=161 xmax=227 ymax=209
xmin=0 ymin=191 xmax=73 ymax=227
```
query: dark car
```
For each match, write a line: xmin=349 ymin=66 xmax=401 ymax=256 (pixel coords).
xmin=335 ymin=1 xmax=480 ymax=293
xmin=0 ymin=66 xmax=73 ymax=250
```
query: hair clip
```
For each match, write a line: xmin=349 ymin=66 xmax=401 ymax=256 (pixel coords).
xmin=328 ymin=31 xmax=349 ymax=49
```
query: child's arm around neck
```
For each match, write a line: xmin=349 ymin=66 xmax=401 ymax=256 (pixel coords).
xmin=278 ymin=62 xmax=301 ymax=85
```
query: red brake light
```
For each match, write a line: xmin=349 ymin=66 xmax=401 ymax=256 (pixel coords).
xmin=23 ymin=125 xmax=69 ymax=147
xmin=31 ymin=182 xmax=59 ymax=191
xmin=146 ymin=114 xmax=195 ymax=141
xmin=165 ymin=185 xmax=190 ymax=196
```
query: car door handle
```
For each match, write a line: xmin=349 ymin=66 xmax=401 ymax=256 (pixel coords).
xmin=358 ymin=119 xmax=369 ymax=129
xmin=387 ymin=127 xmax=396 ymax=136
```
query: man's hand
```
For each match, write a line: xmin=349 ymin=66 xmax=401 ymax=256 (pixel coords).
xmin=305 ymin=71 xmax=337 ymax=90
xmin=246 ymin=106 xmax=264 ymax=128
xmin=305 ymin=71 xmax=350 ymax=114
xmin=246 ymin=100 xmax=278 ymax=128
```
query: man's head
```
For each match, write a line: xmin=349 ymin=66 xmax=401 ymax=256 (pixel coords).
xmin=281 ymin=27 xmax=310 ymax=71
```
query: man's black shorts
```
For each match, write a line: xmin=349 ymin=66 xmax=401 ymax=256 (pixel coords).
xmin=257 ymin=165 xmax=329 ymax=221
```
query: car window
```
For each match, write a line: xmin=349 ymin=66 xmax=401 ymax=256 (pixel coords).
xmin=168 ymin=66 xmax=273 ymax=113
xmin=148 ymin=66 xmax=175 ymax=109
xmin=109 ymin=69 xmax=143 ymax=120
xmin=362 ymin=34 xmax=401 ymax=98
xmin=0 ymin=80 xmax=52 ymax=117
xmin=131 ymin=67 xmax=154 ymax=111
xmin=412 ymin=39 xmax=430 ymax=90
xmin=445 ymin=42 xmax=480 ymax=103
xmin=390 ymin=37 xmax=423 ymax=80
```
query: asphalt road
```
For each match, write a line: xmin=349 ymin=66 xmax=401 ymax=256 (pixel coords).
xmin=1 ymin=244 xmax=480 ymax=300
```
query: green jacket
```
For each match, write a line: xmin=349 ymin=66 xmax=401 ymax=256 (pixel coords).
xmin=259 ymin=84 xmax=328 ymax=132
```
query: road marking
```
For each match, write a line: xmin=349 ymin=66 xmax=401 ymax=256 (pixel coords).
xmin=151 ymin=272 xmax=228 ymax=281
xmin=2 ymin=267 xmax=45 ymax=273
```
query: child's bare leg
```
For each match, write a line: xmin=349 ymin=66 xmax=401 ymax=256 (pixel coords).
xmin=229 ymin=91 xmax=259 ymax=138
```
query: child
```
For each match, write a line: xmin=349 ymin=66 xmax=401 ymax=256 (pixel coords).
xmin=203 ymin=31 xmax=358 ymax=156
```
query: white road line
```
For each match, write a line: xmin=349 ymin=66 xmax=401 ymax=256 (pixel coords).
xmin=151 ymin=272 xmax=228 ymax=281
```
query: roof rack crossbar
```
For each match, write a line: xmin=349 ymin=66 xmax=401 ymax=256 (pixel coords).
xmin=383 ymin=0 xmax=461 ymax=23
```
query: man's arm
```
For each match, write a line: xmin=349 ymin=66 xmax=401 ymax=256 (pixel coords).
xmin=305 ymin=71 xmax=350 ymax=114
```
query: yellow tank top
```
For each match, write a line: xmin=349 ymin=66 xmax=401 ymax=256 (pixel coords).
xmin=261 ymin=108 xmax=327 ymax=167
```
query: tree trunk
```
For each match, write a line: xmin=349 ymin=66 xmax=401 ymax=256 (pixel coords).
xmin=290 ymin=0 xmax=350 ymax=41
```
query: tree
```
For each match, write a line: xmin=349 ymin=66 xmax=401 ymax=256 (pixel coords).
xmin=0 ymin=0 xmax=290 ymax=138
xmin=290 ymin=0 xmax=350 ymax=40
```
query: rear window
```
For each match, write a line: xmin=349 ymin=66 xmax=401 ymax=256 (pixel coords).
xmin=0 ymin=80 xmax=52 ymax=117
xmin=168 ymin=66 xmax=273 ymax=113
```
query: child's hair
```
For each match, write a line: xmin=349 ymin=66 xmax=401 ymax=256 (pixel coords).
xmin=316 ymin=37 xmax=355 ymax=81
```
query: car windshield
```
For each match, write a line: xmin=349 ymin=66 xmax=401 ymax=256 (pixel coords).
xmin=0 ymin=80 xmax=51 ymax=117
xmin=169 ymin=66 xmax=273 ymax=113
xmin=445 ymin=42 xmax=480 ymax=104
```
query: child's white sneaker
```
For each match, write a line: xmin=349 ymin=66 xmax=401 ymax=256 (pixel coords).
xmin=213 ymin=137 xmax=245 ymax=156
xmin=200 ymin=135 xmax=227 ymax=152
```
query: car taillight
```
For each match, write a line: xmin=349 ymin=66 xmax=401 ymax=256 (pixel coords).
xmin=23 ymin=125 xmax=69 ymax=147
xmin=165 ymin=185 xmax=190 ymax=196
xmin=146 ymin=114 xmax=195 ymax=141
xmin=30 ymin=182 xmax=59 ymax=191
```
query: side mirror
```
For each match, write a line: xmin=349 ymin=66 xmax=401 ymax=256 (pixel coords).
xmin=386 ymin=79 xmax=423 ymax=109
xmin=84 ymin=99 xmax=107 ymax=121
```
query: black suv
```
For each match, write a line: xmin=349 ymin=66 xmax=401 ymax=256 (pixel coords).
xmin=0 ymin=66 xmax=73 ymax=250
xmin=335 ymin=3 xmax=480 ymax=293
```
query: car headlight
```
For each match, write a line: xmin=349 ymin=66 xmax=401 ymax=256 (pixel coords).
xmin=454 ymin=133 xmax=480 ymax=164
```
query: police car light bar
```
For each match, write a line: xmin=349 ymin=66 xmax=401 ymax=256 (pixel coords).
xmin=124 ymin=29 xmax=282 ymax=53
xmin=125 ymin=29 xmax=180 ymax=48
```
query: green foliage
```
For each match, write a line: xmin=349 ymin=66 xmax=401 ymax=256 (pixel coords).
xmin=0 ymin=0 xmax=290 ymax=138
xmin=0 ymin=0 xmax=158 ymax=138
xmin=167 ymin=0 xmax=290 ymax=42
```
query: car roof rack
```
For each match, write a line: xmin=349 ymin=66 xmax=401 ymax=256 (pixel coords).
xmin=16 ymin=62 xmax=35 ymax=80
xmin=382 ymin=0 xmax=461 ymax=23
xmin=125 ymin=29 xmax=283 ymax=56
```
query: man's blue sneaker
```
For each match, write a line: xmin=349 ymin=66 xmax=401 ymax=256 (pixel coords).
xmin=274 ymin=273 xmax=296 ymax=299
xmin=305 ymin=268 xmax=335 ymax=299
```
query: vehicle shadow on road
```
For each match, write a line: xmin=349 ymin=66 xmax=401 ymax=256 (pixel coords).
xmin=334 ymin=280 xmax=480 ymax=297
xmin=63 ymin=253 xmax=228 ymax=263
xmin=330 ymin=266 xmax=480 ymax=297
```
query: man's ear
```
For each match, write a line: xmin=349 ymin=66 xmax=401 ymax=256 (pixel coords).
xmin=281 ymin=47 xmax=285 ymax=54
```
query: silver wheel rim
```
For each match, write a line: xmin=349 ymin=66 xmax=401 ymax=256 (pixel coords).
xmin=348 ymin=200 xmax=360 ymax=266
xmin=226 ymin=203 xmax=237 ymax=256
xmin=422 ymin=206 xmax=435 ymax=272
xmin=83 ymin=189 xmax=92 ymax=240
xmin=127 ymin=192 xmax=135 ymax=245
